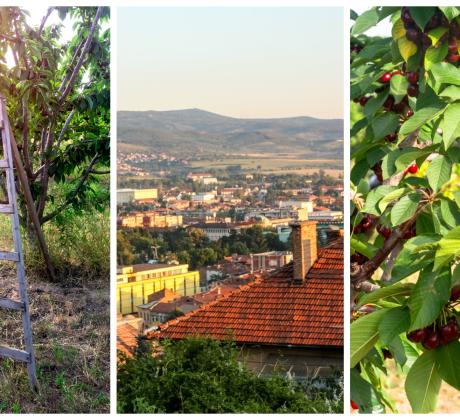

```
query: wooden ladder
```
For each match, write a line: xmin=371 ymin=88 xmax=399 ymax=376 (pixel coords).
xmin=0 ymin=95 xmax=38 ymax=391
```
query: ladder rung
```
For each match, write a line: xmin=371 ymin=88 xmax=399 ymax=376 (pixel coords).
xmin=0 ymin=160 xmax=8 ymax=168
xmin=0 ymin=251 xmax=19 ymax=261
xmin=0 ymin=345 xmax=30 ymax=363
xmin=0 ymin=298 xmax=24 ymax=311
xmin=0 ymin=203 xmax=13 ymax=214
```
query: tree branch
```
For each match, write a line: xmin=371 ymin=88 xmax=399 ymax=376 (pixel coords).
xmin=21 ymin=99 xmax=34 ymax=179
xmin=58 ymin=7 xmax=103 ymax=105
xmin=351 ymin=204 xmax=426 ymax=289
xmin=38 ymin=7 xmax=54 ymax=36
xmin=56 ymin=109 xmax=75 ymax=147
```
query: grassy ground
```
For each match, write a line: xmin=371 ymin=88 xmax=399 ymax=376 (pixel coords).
xmin=0 ymin=211 xmax=110 ymax=413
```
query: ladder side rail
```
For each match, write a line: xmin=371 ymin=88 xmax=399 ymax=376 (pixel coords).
xmin=0 ymin=97 xmax=38 ymax=390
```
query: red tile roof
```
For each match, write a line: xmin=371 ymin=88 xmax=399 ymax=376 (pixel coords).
xmin=117 ymin=323 xmax=139 ymax=357
xmin=152 ymin=238 xmax=343 ymax=348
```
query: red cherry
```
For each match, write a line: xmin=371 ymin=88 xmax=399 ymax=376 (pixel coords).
xmin=379 ymin=72 xmax=392 ymax=83
xmin=405 ymin=108 xmax=414 ymax=118
xmin=448 ymin=39 xmax=458 ymax=54
xmin=407 ymin=72 xmax=419 ymax=84
xmin=351 ymin=400 xmax=359 ymax=410
xmin=407 ymin=84 xmax=419 ymax=97
xmin=422 ymin=330 xmax=441 ymax=350
xmin=361 ymin=216 xmax=372 ymax=230
xmin=378 ymin=226 xmax=392 ymax=239
xmin=383 ymin=95 xmax=395 ymax=111
xmin=403 ymin=228 xmax=416 ymax=239
xmin=440 ymin=322 xmax=460 ymax=344
xmin=448 ymin=54 xmax=460 ymax=63
xmin=382 ymin=348 xmax=393 ymax=360
xmin=405 ymin=163 xmax=418 ymax=174
xmin=407 ymin=328 xmax=427 ymax=343
xmin=385 ymin=132 xmax=398 ymax=143
xmin=359 ymin=96 xmax=369 ymax=106
xmin=450 ymin=284 xmax=460 ymax=301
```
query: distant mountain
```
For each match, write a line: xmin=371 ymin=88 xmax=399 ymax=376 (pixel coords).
xmin=117 ymin=108 xmax=343 ymax=158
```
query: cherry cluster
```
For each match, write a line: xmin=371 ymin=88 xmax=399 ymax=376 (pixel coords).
xmin=407 ymin=285 xmax=460 ymax=349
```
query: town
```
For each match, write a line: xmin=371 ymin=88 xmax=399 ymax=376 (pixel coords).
xmin=117 ymin=153 xmax=343 ymax=347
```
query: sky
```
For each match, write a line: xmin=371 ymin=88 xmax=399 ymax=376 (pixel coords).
xmin=118 ymin=7 xmax=343 ymax=119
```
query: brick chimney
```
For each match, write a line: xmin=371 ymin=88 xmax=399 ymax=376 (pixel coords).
xmin=290 ymin=220 xmax=317 ymax=283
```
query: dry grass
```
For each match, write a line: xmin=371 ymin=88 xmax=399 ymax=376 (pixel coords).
xmin=0 ymin=266 xmax=110 ymax=413
xmin=383 ymin=360 xmax=460 ymax=413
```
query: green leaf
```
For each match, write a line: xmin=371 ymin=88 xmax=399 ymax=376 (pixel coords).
xmin=351 ymin=8 xmax=380 ymax=35
xmin=351 ymin=237 xmax=378 ymax=259
xmin=442 ymin=102 xmax=460 ymax=149
xmin=440 ymin=198 xmax=460 ymax=228
xmin=372 ymin=112 xmax=400 ymax=140
xmin=351 ymin=7 xmax=399 ymax=36
xmin=409 ymin=7 xmax=437 ymax=31
xmin=398 ymin=37 xmax=418 ymax=62
xmin=364 ymin=91 xmax=389 ymax=118
xmin=435 ymin=341 xmax=460 ymax=390
xmin=390 ymin=192 xmax=420 ymax=227
xmin=399 ymin=105 xmax=445 ymax=136
xmin=392 ymin=18 xmax=405 ymax=41
xmin=408 ymin=266 xmax=451 ymax=330
xmin=351 ymin=309 xmax=391 ymax=368
xmin=405 ymin=350 xmax=442 ymax=413
xmin=357 ymin=283 xmax=414 ymax=307
xmin=391 ymin=235 xmax=440 ymax=283
xmin=426 ymin=155 xmax=452 ymax=192
xmin=350 ymin=368 xmax=386 ymax=413
xmin=378 ymin=306 xmax=411 ymax=346
xmin=394 ymin=147 xmax=433 ymax=172
xmin=439 ymin=7 xmax=460 ymax=22
xmin=424 ymin=43 xmax=448 ymax=71
xmin=390 ymin=74 xmax=409 ymax=103
xmin=378 ymin=187 xmax=407 ymax=213
xmin=430 ymin=62 xmax=460 ymax=86
xmin=434 ymin=226 xmax=460 ymax=270
xmin=439 ymin=85 xmax=460 ymax=100
xmin=362 ymin=185 xmax=397 ymax=216
xmin=427 ymin=26 xmax=448 ymax=44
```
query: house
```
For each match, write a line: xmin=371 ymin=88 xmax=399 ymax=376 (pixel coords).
xmin=151 ymin=221 xmax=343 ymax=378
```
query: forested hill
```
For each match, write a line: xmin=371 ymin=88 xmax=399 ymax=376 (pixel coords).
xmin=118 ymin=109 xmax=343 ymax=158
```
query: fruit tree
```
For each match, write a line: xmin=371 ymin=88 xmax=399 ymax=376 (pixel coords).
xmin=0 ymin=7 xmax=110 ymax=275
xmin=351 ymin=6 xmax=460 ymax=413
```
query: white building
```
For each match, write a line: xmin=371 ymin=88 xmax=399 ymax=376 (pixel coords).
xmin=191 ymin=192 xmax=216 ymax=203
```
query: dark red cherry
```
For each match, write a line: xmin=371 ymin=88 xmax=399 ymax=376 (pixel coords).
xmin=407 ymin=84 xmax=419 ymax=97
xmin=440 ymin=322 xmax=460 ymax=344
xmin=407 ymin=328 xmax=427 ymax=343
xmin=407 ymin=72 xmax=419 ymax=84
xmin=422 ymin=330 xmax=441 ymax=350
xmin=450 ymin=284 xmax=460 ymax=301
xmin=448 ymin=54 xmax=460 ymax=63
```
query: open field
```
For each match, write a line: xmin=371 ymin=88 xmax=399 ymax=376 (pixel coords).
xmin=189 ymin=156 xmax=341 ymax=172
